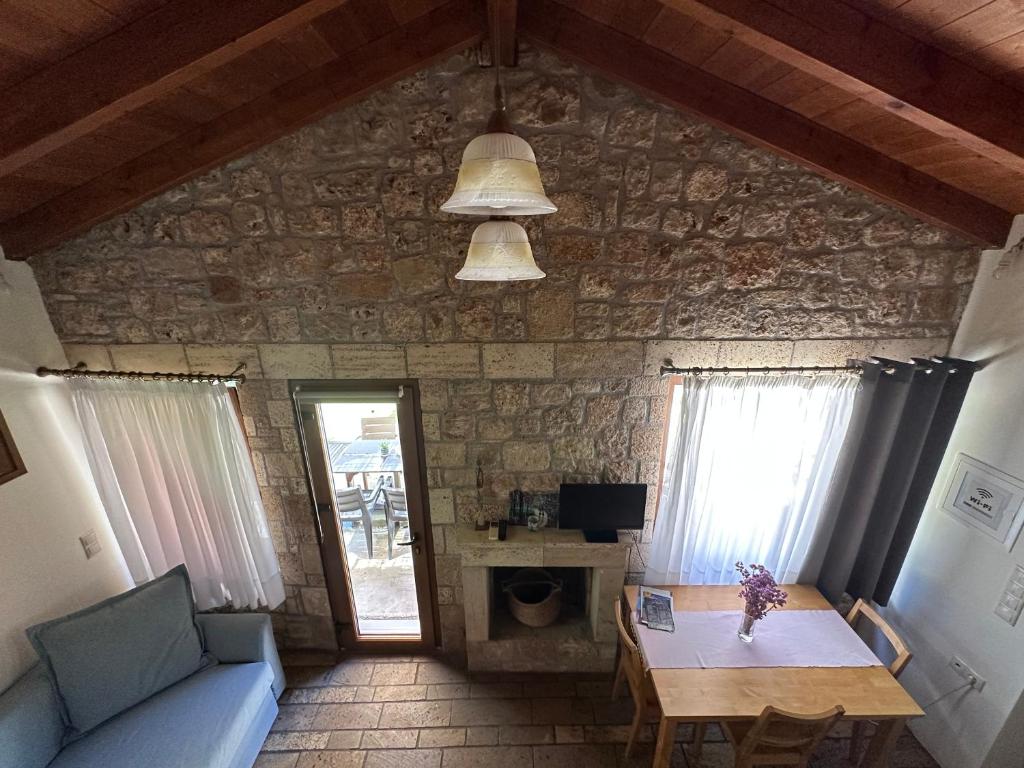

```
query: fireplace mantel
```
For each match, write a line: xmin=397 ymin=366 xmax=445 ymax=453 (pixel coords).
xmin=455 ymin=524 xmax=630 ymax=672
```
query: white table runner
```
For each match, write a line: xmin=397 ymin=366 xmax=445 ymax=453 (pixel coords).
xmin=635 ymin=610 xmax=883 ymax=670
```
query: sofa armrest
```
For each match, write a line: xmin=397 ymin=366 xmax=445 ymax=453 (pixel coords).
xmin=196 ymin=614 xmax=286 ymax=699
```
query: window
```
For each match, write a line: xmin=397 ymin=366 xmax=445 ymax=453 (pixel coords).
xmin=646 ymin=374 xmax=858 ymax=585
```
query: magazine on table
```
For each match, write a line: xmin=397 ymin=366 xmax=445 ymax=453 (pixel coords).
xmin=637 ymin=586 xmax=675 ymax=632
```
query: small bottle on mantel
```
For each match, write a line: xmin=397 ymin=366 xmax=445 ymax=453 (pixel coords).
xmin=475 ymin=507 xmax=489 ymax=531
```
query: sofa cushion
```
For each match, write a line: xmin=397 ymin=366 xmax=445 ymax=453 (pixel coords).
xmin=26 ymin=564 xmax=210 ymax=740
xmin=0 ymin=665 xmax=63 ymax=768
xmin=48 ymin=663 xmax=277 ymax=768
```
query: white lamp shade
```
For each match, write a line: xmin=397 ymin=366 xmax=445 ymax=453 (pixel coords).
xmin=442 ymin=133 xmax=557 ymax=216
xmin=456 ymin=220 xmax=545 ymax=281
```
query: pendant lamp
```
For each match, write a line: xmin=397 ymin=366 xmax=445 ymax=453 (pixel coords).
xmin=455 ymin=219 xmax=545 ymax=281
xmin=443 ymin=12 xmax=555 ymax=281
xmin=441 ymin=89 xmax=556 ymax=216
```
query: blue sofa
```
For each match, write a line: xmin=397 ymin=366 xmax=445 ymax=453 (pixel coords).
xmin=0 ymin=573 xmax=285 ymax=768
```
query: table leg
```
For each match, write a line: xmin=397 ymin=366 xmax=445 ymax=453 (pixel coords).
xmin=653 ymin=715 xmax=677 ymax=768
xmin=860 ymin=718 xmax=905 ymax=768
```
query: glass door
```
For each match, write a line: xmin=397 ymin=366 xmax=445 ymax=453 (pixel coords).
xmin=294 ymin=381 xmax=437 ymax=650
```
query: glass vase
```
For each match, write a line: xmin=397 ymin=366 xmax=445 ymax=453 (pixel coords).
xmin=738 ymin=612 xmax=757 ymax=643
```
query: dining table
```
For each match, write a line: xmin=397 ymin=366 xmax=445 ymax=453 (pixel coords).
xmin=623 ymin=584 xmax=924 ymax=768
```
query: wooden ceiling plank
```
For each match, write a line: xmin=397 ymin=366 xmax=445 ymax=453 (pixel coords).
xmin=785 ymin=84 xmax=859 ymax=120
xmin=278 ymin=24 xmax=340 ymax=69
xmin=645 ymin=11 xmax=730 ymax=66
xmin=0 ymin=0 xmax=484 ymax=259
xmin=699 ymin=37 xmax=768 ymax=82
xmin=661 ymin=0 xmax=1024 ymax=174
xmin=519 ymin=0 xmax=1012 ymax=245
xmin=756 ymin=67 xmax=823 ymax=105
xmin=612 ymin=0 xmax=665 ymax=39
xmin=311 ymin=0 xmax=401 ymax=57
xmin=0 ymin=0 xmax=350 ymax=179
xmin=932 ymin=0 xmax=1024 ymax=53
xmin=487 ymin=0 xmax=518 ymax=67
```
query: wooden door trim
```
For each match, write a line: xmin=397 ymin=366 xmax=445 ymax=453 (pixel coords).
xmin=290 ymin=379 xmax=441 ymax=653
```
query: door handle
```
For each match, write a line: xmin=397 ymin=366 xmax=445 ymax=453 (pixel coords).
xmin=397 ymin=534 xmax=419 ymax=546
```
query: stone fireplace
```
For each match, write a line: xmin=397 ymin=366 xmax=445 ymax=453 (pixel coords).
xmin=456 ymin=525 xmax=630 ymax=672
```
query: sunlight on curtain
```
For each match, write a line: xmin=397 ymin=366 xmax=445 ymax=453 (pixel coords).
xmin=71 ymin=379 xmax=285 ymax=610
xmin=646 ymin=374 xmax=858 ymax=585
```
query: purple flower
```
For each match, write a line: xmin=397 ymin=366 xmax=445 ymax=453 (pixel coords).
xmin=735 ymin=562 xmax=788 ymax=621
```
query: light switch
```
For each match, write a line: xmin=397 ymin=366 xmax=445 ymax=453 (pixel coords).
xmin=996 ymin=602 xmax=1018 ymax=625
xmin=79 ymin=530 xmax=102 ymax=559
xmin=995 ymin=565 xmax=1024 ymax=626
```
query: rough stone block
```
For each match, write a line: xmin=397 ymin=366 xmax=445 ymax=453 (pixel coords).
xmin=186 ymin=344 xmax=263 ymax=378
xmin=62 ymin=344 xmax=112 ymax=370
xmin=790 ymin=339 xmax=874 ymax=367
xmin=109 ymin=344 xmax=188 ymax=372
xmin=407 ymin=344 xmax=480 ymax=378
xmin=502 ymin=441 xmax=551 ymax=471
xmin=482 ymin=344 xmax=554 ymax=379
xmin=555 ymin=342 xmax=643 ymax=378
xmin=643 ymin=340 xmax=720 ymax=375
xmin=426 ymin=442 xmax=467 ymax=468
xmin=872 ymin=337 xmax=950 ymax=361
xmin=716 ymin=340 xmax=794 ymax=368
xmin=332 ymin=344 xmax=407 ymax=378
xmin=258 ymin=344 xmax=332 ymax=378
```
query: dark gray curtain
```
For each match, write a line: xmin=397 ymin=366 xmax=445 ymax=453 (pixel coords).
xmin=801 ymin=356 xmax=977 ymax=606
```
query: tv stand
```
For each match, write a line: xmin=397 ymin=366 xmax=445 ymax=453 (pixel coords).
xmin=582 ymin=529 xmax=619 ymax=543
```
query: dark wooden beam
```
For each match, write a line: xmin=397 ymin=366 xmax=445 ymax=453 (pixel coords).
xmin=519 ymin=0 xmax=1013 ymax=246
xmin=0 ymin=0 xmax=350 ymax=179
xmin=662 ymin=0 xmax=1024 ymax=176
xmin=487 ymin=0 xmax=518 ymax=66
xmin=1 ymin=0 xmax=484 ymax=259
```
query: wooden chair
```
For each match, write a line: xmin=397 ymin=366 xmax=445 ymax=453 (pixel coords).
xmin=845 ymin=599 xmax=912 ymax=764
xmin=612 ymin=598 xmax=661 ymax=759
xmin=335 ymin=487 xmax=375 ymax=558
xmin=724 ymin=705 xmax=845 ymax=768
xmin=383 ymin=487 xmax=409 ymax=559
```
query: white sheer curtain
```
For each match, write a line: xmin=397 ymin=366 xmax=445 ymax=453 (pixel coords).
xmin=71 ymin=379 xmax=285 ymax=610
xmin=646 ymin=374 xmax=858 ymax=585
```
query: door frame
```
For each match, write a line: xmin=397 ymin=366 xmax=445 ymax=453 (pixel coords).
xmin=291 ymin=378 xmax=441 ymax=654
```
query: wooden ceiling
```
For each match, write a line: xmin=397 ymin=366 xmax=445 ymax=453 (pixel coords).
xmin=1 ymin=0 xmax=1021 ymax=258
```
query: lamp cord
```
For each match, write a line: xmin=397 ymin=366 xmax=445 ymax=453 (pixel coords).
xmin=628 ymin=529 xmax=647 ymax=570
xmin=921 ymin=680 xmax=975 ymax=710
xmin=492 ymin=0 xmax=504 ymax=109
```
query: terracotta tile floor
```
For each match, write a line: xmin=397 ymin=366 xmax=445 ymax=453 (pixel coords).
xmin=258 ymin=655 xmax=939 ymax=768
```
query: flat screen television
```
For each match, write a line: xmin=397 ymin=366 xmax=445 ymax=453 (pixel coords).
xmin=558 ymin=483 xmax=647 ymax=543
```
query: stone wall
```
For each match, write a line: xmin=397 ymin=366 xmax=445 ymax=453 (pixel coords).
xmin=31 ymin=44 xmax=980 ymax=657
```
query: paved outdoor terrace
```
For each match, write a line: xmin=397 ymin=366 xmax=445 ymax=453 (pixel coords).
xmin=257 ymin=654 xmax=940 ymax=768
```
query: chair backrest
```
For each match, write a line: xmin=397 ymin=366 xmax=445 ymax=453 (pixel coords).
xmin=736 ymin=705 xmax=845 ymax=767
xmin=846 ymin=599 xmax=912 ymax=677
xmin=336 ymin=487 xmax=368 ymax=514
xmin=614 ymin=598 xmax=646 ymax=694
xmin=384 ymin=487 xmax=408 ymax=513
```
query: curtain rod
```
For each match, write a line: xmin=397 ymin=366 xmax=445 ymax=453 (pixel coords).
xmin=659 ymin=361 xmax=868 ymax=377
xmin=658 ymin=357 xmax=963 ymax=377
xmin=36 ymin=362 xmax=246 ymax=385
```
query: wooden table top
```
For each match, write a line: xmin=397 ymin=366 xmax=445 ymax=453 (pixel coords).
xmin=623 ymin=585 xmax=924 ymax=722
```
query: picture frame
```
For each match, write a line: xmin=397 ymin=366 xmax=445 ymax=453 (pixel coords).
xmin=0 ymin=408 xmax=26 ymax=485
xmin=941 ymin=453 xmax=1024 ymax=551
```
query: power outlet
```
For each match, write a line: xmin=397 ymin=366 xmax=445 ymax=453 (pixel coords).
xmin=949 ymin=656 xmax=986 ymax=691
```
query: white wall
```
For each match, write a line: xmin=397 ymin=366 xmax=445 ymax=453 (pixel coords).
xmin=883 ymin=217 xmax=1024 ymax=768
xmin=0 ymin=254 xmax=130 ymax=690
